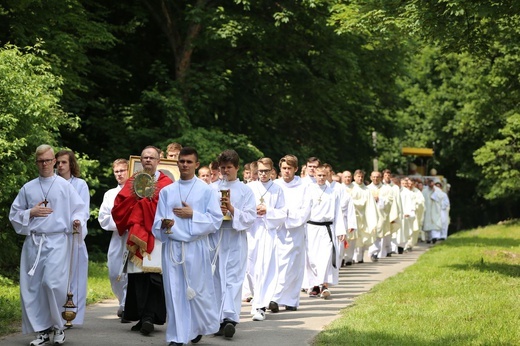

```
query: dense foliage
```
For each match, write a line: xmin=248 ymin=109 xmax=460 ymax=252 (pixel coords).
xmin=1 ymin=0 xmax=519 ymax=272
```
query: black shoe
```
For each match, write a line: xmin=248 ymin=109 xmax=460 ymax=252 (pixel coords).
xmin=140 ymin=320 xmax=154 ymax=335
xmin=191 ymin=335 xmax=202 ymax=343
xmin=131 ymin=321 xmax=142 ymax=331
xmin=345 ymin=261 xmax=353 ymax=266
xmin=386 ymin=253 xmax=392 ymax=257
xmin=121 ymin=317 xmax=131 ymax=323
xmin=356 ymin=260 xmax=364 ymax=264
xmin=432 ymin=238 xmax=438 ymax=244
xmin=168 ymin=343 xmax=183 ymax=346
xmin=398 ymin=247 xmax=404 ymax=254
xmin=285 ymin=305 xmax=297 ymax=311
xmin=223 ymin=323 xmax=235 ymax=339
xmin=370 ymin=254 xmax=378 ymax=262
xmin=426 ymin=240 xmax=431 ymax=244
xmin=268 ymin=301 xmax=279 ymax=313
xmin=214 ymin=324 xmax=224 ymax=336
xmin=341 ymin=259 xmax=345 ymax=267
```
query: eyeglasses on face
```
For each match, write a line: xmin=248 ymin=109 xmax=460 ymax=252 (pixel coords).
xmin=36 ymin=159 xmax=54 ymax=165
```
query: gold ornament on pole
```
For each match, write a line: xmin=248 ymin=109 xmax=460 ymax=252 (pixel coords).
xmin=62 ymin=221 xmax=80 ymax=327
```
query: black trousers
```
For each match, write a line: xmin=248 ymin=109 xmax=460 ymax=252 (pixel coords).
xmin=123 ymin=272 xmax=166 ymax=324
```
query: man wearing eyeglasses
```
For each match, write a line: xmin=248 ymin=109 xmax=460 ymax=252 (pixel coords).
xmin=111 ymin=146 xmax=174 ymax=336
xmin=9 ymin=144 xmax=86 ymax=346
xmin=98 ymin=158 xmax=130 ymax=322
xmin=247 ymin=158 xmax=286 ymax=322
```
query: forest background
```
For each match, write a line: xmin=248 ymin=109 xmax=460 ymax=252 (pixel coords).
xmin=1 ymin=0 xmax=519 ymax=272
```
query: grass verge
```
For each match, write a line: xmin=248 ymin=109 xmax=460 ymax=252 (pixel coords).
xmin=313 ymin=221 xmax=520 ymax=345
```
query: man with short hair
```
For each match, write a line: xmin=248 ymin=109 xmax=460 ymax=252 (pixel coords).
xmin=209 ymin=149 xmax=256 ymax=339
xmin=422 ymin=178 xmax=443 ymax=244
xmin=342 ymin=170 xmax=354 ymax=191
xmin=273 ymin=155 xmax=312 ymax=311
xmin=112 ymin=146 xmax=173 ymax=335
xmin=242 ymin=163 xmax=252 ymax=183
xmin=98 ymin=159 xmax=130 ymax=321
xmin=197 ymin=166 xmax=211 ymax=184
xmin=247 ymin=158 xmax=286 ymax=321
xmin=301 ymin=156 xmax=320 ymax=184
xmin=367 ymin=171 xmax=399 ymax=261
xmin=10 ymin=144 xmax=86 ymax=346
xmin=305 ymin=165 xmax=346 ymax=299
xmin=153 ymin=147 xmax=223 ymax=346
xmin=349 ymin=170 xmax=378 ymax=265
xmin=166 ymin=142 xmax=182 ymax=160
xmin=210 ymin=160 xmax=220 ymax=183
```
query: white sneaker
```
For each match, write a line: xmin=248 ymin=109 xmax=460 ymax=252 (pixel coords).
xmin=320 ymin=288 xmax=331 ymax=299
xmin=53 ymin=330 xmax=65 ymax=345
xmin=30 ymin=332 xmax=50 ymax=346
xmin=252 ymin=309 xmax=265 ymax=321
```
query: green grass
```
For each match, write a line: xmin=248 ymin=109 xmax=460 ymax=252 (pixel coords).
xmin=314 ymin=221 xmax=520 ymax=346
xmin=0 ymin=259 xmax=114 ymax=336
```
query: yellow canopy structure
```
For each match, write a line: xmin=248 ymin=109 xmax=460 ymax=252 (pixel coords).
xmin=401 ymin=147 xmax=434 ymax=157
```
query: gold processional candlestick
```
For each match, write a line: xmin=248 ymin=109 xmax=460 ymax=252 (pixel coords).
xmin=220 ymin=189 xmax=232 ymax=221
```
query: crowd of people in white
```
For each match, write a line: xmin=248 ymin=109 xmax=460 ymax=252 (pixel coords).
xmin=10 ymin=143 xmax=450 ymax=346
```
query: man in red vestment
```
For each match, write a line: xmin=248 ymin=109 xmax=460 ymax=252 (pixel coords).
xmin=112 ymin=146 xmax=173 ymax=335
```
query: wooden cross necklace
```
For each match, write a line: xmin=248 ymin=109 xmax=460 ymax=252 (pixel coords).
xmin=39 ymin=175 xmax=57 ymax=207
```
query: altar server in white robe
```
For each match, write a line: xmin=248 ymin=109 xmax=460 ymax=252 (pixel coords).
xmin=55 ymin=149 xmax=91 ymax=326
xmin=305 ymin=165 xmax=346 ymax=299
xmin=209 ymin=149 xmax=256 ymax=339
xmin=153 ymin=147 xmax=223 ymax=346
xmin=273 ymin=155 xmax=312 ymax=311
xmin=98 ymin=158 xmax=129 ymax=319
xmin=248 ymin=157 xmax=286 ymax=321
xmin=9 ymin=144 xmax=86 ymax=346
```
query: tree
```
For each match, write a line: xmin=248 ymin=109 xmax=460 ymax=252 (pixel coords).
xmin=0 ymin=43 xmax=79 ymax=269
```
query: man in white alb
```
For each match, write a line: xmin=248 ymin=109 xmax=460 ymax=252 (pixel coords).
xmin=273 ymin=155 xmax=312 ymax=311
xmin=10 ymin=144 xmax=86 ymax=346
xmin=153 ymin=147 xmax=223 ymax=346
xmin=98 ymin=158 xmax=130 ymax=320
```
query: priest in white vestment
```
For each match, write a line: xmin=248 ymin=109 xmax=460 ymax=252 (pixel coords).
xmin=153 ymin=147 xmax=223 ymax=346
xmin=350 ymin=170 xmax=378 ymax=264
xmin=367 ymin=171 xmax=399 ymax=260
xmin=422 ymin=178 xmax=443 ymax=243
xmin=10 ymin=144 xmax=86 ymax=346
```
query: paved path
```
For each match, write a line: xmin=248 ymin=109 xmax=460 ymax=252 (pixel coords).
xmin=1 ymin=244 xmax=428 ymax=346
